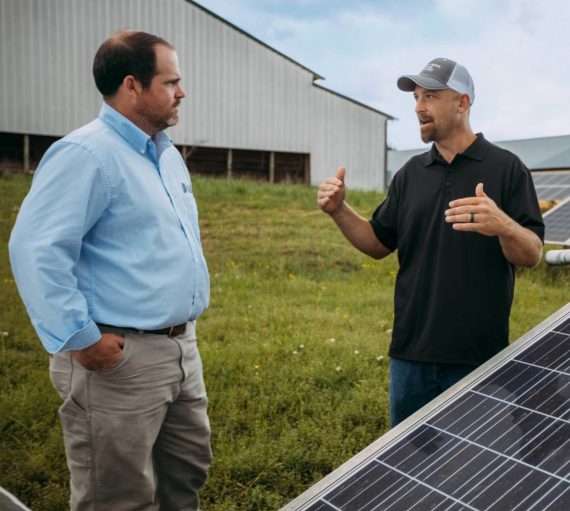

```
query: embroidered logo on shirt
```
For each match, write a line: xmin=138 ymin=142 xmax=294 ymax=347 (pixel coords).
xmin=181 ymin=183 xmax=192 ymax=194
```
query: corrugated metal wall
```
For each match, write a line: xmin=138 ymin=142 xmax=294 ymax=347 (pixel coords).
xmin=0 ymin=0 xmax=389 ymax=190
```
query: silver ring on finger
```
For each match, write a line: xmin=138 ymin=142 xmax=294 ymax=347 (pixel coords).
xmin=470 ymin=212 xmax=475 ymax=223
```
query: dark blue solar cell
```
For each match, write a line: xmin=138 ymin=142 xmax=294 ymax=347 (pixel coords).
xmin=357 ymin=478 xmax=418 ymax=511
xmin=519 ymin=373 xmax=570 ymax=417
xmin=470 ymin=463 xmax=536 ymax=509
xmin=516 ymin=332 xmax=569 ymax=370
xmin=460 ymin=459 xmax=529 ymax=506
xmin=304 ymin=502 xmax=336 ymax=511
xmin=486 ymin=469 xmax=559 ymax=511
xmin=437 ymin=504 xmax=473 ymax=511
xmin=427 ymin=392 xmax=504 ymax=436
xmin=474 ymin=361 xmax=549 ymax=401
xmin=471 ymin=407 xmax=551 ymax=455
xmin=540 ymin=481 xmax=570 ymax=510
xmin=423 ymin=443 xmax=497 ymax=496
xmin=375 ymin=483 xmax=435 ymax=510
xmin=555 ymin=318 xmax=570 ymax=335
xmin=522 ymin=422 xmax=570 ymax=477
xmin=388 ymin=429 xmax=461 ymax=478
xmin=328 ymin=462 xmax=405 ymax=509
xmin=378 ymin=424 xmax=443 ymax=466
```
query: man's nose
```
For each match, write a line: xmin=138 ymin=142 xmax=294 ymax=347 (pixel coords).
xmin=415 ymin=98 xmax=425 ymax=113
xmin=176 ymin=85 xmax=186 ymax=99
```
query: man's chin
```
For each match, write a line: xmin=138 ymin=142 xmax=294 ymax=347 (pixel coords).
xmin=420 ymin=127 xmax=435 ymax=143
xmin=166 ymin=116 xmax=179 ymax=128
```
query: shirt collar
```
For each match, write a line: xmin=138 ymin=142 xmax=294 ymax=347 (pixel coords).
xmin=98 ymin=103 xmax=172 ymax=157
xmin=423 ymin=133 xmax=490 ymax=166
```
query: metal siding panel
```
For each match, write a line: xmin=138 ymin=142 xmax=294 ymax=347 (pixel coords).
xmin=311 ymin=86 xmax=385 ymax=191
xmin=1 ymin=0 xmax=387 ymax=190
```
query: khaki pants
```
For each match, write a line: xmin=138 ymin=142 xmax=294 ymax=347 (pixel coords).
xmin=50 ymin=323 xmax=211 ymax=511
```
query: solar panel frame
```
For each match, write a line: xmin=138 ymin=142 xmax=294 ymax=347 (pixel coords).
xmin=0 ymin=486 xmax=32 ymax=511
xmin=543 ymin=197 xmax=570 ymax=245
xmin=281 ymin=303 xmax=570 ymax=511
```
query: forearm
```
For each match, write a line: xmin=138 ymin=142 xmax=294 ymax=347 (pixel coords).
xmin=499 ymin=221 xmax=543 ymax=267
xmin=8 ymin=142 xmax=107 ymax=352
xmin=329 ymin=202 xmax=392 ymax=259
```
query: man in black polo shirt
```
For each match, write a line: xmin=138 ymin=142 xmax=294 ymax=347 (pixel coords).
xmin=317 ymin=57 xmax=544 ymax=427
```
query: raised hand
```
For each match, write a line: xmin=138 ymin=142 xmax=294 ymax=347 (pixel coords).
xmin=444 ymin=183 xmax=515 ymax=237
xmin=317 ymin=167 xmax=346 ymax=216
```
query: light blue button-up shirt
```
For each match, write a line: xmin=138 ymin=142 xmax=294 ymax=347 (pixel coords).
xmin=9 ymin=104 xmax=210 ymax=353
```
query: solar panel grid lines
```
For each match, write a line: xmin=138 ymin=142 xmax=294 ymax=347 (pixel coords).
xmin=531 ymin=171 xmax=570 ymax=201
xmin=281 ymin=304 xmax=570 ymax=511
xmin=531 ymin=171 xmax=570 ymax=186
xmin=543 ymin=197 xmax=570 ymax=245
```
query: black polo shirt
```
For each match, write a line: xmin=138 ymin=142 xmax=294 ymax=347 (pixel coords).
xmin=370 ymin=134 xmax=544 ymax=366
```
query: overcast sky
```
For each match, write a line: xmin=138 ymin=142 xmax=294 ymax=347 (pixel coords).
xmin=199 ymin=0 xmax=570 ymax=150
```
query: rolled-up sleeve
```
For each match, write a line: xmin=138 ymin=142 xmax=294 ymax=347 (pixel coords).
xmin=9 ymin=142 xmax=109 ymax=353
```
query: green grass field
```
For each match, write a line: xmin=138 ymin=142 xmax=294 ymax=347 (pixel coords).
xmin=0 ymin=173 xmax=568 ymax=510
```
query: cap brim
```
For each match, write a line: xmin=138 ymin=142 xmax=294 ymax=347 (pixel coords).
xmin=397 ymin=74 xmax=449 ymax=92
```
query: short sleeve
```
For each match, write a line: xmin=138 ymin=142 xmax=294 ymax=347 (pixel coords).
xmin=506 ymin=160 xmax=545 ymax=242
xmin=369 ymin=179 xmax=399 ymax=251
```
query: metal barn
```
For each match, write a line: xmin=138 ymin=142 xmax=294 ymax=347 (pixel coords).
xmin=0 ymin=0 xmax=393 ymax=190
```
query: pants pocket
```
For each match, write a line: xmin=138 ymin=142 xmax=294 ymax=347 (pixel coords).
xmin=95 ymin=333 xmax=132 ymax=376
xmin=50 ymin=353 xmax=73 ymax=400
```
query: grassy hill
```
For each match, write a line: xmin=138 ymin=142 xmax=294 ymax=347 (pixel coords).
xmin=0 ymin=173 xmax=568 ymax=510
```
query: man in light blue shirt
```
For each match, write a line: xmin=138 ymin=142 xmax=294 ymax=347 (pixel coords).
xmin=10 ymin=31 xmax=211 ymax=510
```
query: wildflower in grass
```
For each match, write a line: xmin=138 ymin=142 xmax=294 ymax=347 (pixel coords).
xmin=386 ymin=329 xmax=393 ymax=334
xmin=354 ymin=350 xmax=359 ymax=355
xmin=254 ymin=364 xmax=260 ymax=370
xmin=335 ymin=366 xmax=342 ymax=372
xmin=0 ymin=332 xmax=8 ymax=337
xmin=376 ymin=355 xmax=384 ymax=362
xmin=292 ymin=350 xmax=298 ymax=355
xmin=299 ymin=344 xmax=304 ymax=350
xmin=327 ymin=338 xmax=336 ymax=344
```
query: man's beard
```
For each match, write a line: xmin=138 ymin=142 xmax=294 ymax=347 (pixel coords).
xmin=420 ymin=123 xmax=437 ymax=143
xmin=139 ymin=103 xmax=180 ymax=132
xmin=165 ymin=111 xmax=179 ymax=128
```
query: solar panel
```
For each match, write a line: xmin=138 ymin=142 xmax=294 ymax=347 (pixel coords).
xmin=0 ymin=486 xmax=31 ymax=511
xmin=535 ymin=186 xmax=570 ymax=201
xmin=532 ymin=171 xmax=570 ymax=202
xmin=543 ymin=198 xmax=570 ymax=245
xmin=281 ymin=303 xmax=570 ymax=511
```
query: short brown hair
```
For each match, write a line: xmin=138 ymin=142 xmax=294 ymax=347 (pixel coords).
xmin=93 ymin=30 xmax=174 ymax=97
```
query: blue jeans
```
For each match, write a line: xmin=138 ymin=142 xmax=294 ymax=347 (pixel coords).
xmin=389 ymin=357 xmax=475 ymax=428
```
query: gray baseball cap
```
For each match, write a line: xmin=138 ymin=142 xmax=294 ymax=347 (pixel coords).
xmin=397 ymin=57 xmax=475 ymax=105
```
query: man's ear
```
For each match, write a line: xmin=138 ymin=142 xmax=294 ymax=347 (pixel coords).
xmin=121 ymin=75 xmax=142 ymax=98
xmin=457 ymin=93 xmax=471 ymax=113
